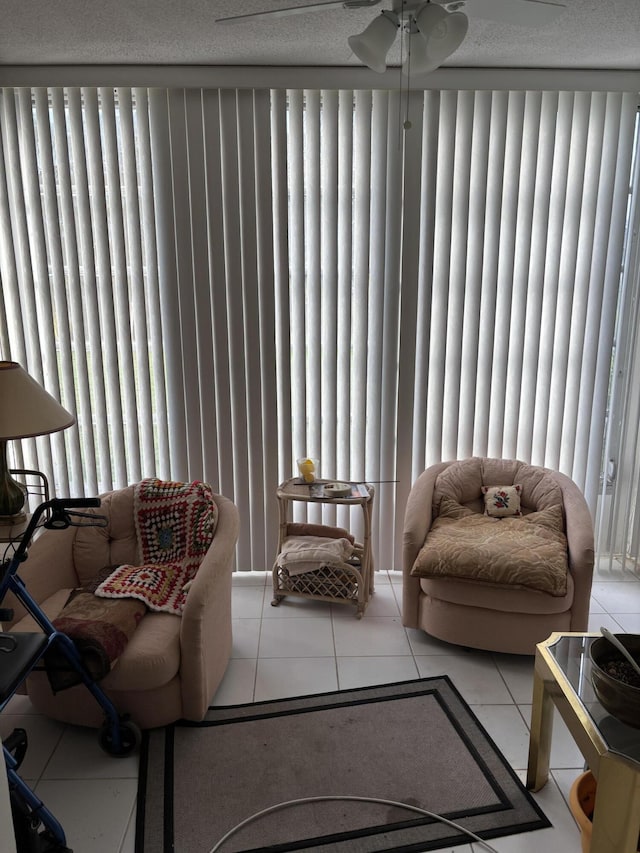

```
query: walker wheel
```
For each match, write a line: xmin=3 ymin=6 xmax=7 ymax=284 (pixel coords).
xmin=99 ymin=719 xmax=140 ymax=757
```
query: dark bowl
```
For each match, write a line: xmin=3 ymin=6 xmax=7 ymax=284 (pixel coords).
xmin=590 ymin=634 xmax=640 ymax=729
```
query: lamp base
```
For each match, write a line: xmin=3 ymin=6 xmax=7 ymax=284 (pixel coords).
xmin=0 ymin=508 xmax=27 ymax=527
xmin=0 ymin=440 xmax=28 ymax=522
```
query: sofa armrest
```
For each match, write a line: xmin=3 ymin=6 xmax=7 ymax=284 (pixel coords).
xmin=553 ymin=471 xmax=595 ymax=631
xmin=2 ymin=525 xmax=78 ymax=628
xmin=179 ymin=493 xmax=240 ymax=720
xmin=402 ymin=462 xmax=451 ymax=628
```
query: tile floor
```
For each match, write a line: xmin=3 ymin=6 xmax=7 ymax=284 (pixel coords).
xmin=2 ymin=558 xmax=640 ymax=852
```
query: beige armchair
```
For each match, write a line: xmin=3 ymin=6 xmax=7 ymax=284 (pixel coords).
xmin=2 ymin=484 xmax=239 ymax=729
xmin=402 ymin=458 xmax=595 ymax=655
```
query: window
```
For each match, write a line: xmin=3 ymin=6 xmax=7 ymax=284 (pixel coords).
xmin=1 ymin=86 xmax=637 ymax=570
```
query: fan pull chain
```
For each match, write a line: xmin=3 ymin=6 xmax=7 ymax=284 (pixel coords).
xmin=403 ymin=3 xmax=412 ymax=131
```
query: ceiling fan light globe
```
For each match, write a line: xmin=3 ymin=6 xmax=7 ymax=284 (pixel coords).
xmin=348 ymin=11 xmax=398 ymax=73
xmin=402 ymin=30 xmax=439 ymax=76
xmin=415 ymin=5 xmax=468 ymax=63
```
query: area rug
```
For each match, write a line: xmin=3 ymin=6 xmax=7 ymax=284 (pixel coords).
xmin=135 ymin=676 xmax=550 ymax=853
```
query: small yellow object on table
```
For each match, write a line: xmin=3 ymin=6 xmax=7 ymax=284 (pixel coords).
xmin=296 ymin=457 xmax=317 ymax=483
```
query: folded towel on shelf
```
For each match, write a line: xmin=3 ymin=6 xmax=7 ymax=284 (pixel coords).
xmin=275 ymin=535 xmax=355 ymax=576
xmin=285 ymin=522 xmax=355 ymax=544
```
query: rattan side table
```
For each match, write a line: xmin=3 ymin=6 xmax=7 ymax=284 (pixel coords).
xmin=272 ymin=478 xmax=375 ymax=618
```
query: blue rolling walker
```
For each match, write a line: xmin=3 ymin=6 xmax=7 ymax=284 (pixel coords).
xmin=1 ymin=497 xmax=141 ymax=852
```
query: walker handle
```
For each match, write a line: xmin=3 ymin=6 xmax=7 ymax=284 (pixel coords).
xmin=44 ymin=497 xmax=104 ymax=530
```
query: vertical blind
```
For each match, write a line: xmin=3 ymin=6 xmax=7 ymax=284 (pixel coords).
xmin=0 ymin=85 xmax=637 ymax=572
xmin=597 ymin=113 xmax=640 ymax=568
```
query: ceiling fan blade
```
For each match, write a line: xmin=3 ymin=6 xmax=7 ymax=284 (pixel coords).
xmin=443 ymin=0 xmax=566 ymax=27
xmin=216 ymin=1 xmax=373 ymax=25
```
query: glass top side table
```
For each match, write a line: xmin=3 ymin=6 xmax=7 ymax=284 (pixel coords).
xmin=527 ymin=632 xmax=640 ymax=853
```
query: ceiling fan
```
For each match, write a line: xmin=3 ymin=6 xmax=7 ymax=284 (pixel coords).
xmin=216 ymin=0 xmax=567 ymax=76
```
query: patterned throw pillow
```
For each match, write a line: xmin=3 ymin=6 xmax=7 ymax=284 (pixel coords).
xmin=481 ymin=484 xmax=522 ymax=517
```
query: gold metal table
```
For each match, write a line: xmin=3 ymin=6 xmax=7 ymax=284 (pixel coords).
xmin=527 ymin=632 xmax=640 ymax=853
xmin=273 ymin=478 xmax=375 ymax=617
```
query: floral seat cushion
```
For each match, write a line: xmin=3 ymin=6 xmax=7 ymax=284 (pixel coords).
xmin=411 ymin=497 xmax=568 ymax=596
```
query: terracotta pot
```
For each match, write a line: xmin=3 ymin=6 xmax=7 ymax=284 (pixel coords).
xmin=569 ymin=771 xmax=597 ymax=853
xmin=569 ymin=770 xmax=640 ymax=853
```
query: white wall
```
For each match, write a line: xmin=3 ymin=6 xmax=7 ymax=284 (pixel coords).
xmin=0 ymin=764 xmax=16 ymax=853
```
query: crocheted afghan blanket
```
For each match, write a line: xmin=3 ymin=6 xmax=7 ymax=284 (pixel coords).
xmin=95 ymin=478 xmax=219 ymax=615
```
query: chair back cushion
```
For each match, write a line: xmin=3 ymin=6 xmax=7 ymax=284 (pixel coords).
xmin=433 ymin=457 xmax=563 ymax=517
xmin=72 ymin=486 xmax=139 ymax=584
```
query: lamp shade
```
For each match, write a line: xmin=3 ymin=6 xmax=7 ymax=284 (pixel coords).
xmin=348 ymin=11 xmax=399 ymax=73
xmin=415 ymin=3 xmax=468 ymax=67
xmin=0 ymin=361 xmax=75 ymax=440
xmin=0 ymin=361 xmax=75 ymax=521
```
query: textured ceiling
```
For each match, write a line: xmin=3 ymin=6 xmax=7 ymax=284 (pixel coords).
xmin=0 ymin=0 xmax=638 ymax=69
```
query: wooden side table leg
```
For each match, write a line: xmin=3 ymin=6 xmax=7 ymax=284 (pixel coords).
xmin=362 ymin=497 xmax=374 ymax=597
xmin=272 ymin=496 xmax=289 ymax=606
xmin=527 ymin=663 xmax=554 ymax=791
xmin=591 ymin=756 xmax=640 ymax=853
xmin=350 ymin=560 xmax=365 ymax=619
